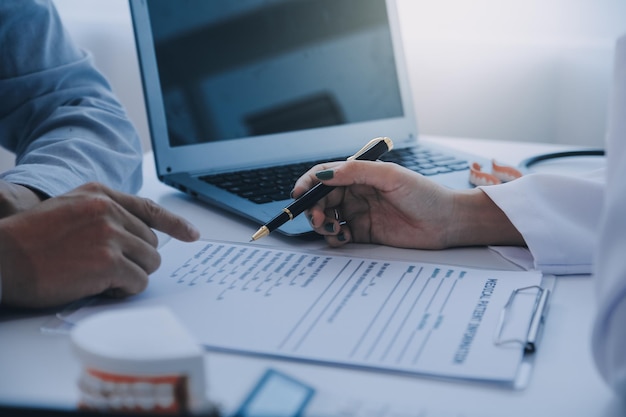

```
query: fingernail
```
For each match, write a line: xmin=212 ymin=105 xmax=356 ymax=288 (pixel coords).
xmin=308 ymin=214 xmax=315 ymax=228
xmin=315 ymin=169 xmax=334 ymax=181
xmin=186 ymin=221 xmax=201 ymax=240
xmin=324 ymin=222 xmax=335 ymax=233
xmin=337 ymin=231 xmax=347 ymax=242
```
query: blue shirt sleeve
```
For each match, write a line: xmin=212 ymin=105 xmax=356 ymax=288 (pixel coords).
xmin=0 ymin=0 xmax=143 ymax=196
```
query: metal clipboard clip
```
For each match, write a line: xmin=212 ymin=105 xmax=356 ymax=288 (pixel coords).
xmin=494 ymin=285 xmax=550 ymax=354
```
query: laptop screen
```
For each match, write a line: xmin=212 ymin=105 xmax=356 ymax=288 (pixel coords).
xmin=145 ymin=0 xmax=404 ymax=148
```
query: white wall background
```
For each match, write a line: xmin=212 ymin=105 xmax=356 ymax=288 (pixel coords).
xmin=43 ymin=0 xmax=626 ymax=153
xmin=396 ymin=0 xmax=626 ymax=146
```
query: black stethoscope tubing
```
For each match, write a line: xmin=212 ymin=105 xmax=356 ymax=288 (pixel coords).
xmin=519 ymin=149 xmax=605 ymax=171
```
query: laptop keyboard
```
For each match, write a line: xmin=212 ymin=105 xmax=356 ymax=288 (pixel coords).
xmin=379 ymin=146 xmax=469 ymax=175
xmin=198 ymin=146 xmax=469 ymax=204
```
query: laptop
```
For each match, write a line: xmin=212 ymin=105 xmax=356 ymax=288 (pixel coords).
xmin=129 ymin=0 xmax=489 ymax=236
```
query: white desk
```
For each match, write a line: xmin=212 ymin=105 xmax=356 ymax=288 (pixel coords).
xmin=0 ymin=136 xmax=622 ymax=416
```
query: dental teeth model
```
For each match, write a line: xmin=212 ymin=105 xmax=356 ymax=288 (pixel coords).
xmin=70 ymin=307 xmax=214 ymax=415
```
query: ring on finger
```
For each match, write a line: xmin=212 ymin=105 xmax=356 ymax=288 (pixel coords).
xmin=333 ymin=208 xmax=347 ymax=226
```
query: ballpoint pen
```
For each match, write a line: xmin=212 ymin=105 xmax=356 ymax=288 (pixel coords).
xmin=250 ymin=136 xmax=394 ymax=241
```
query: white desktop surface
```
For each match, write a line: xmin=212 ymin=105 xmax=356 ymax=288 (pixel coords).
xmin=0 ymin=136 xmax=622 ymax=416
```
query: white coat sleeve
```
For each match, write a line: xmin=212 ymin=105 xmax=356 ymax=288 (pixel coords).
xmin=479 ymin=173 xmax=603 ymax=275
xmin=592 ymin=34 xmax=626 ymax=397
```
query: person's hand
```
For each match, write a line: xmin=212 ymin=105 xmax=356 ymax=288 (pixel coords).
xmin=0 ymin=182 xmax=200 ymax=308
xmin=292 ymin=160 xmax=524 ymax=249
xmin=0 ymin=180 xmax=46 ymax=218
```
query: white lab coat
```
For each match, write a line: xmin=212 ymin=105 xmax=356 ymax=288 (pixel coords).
xmin=592 ymin=34 xmax=626 ymax=397
xmin=481 ymin=173 xmax=603 ymax=275
xmin=482 ymin=34 xmax=626 ymax=396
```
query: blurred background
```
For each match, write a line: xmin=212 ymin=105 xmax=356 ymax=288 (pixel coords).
xmin=397 ymin=0 xmax=625 ymax=147
xmin=10 ymin=0 xmax=624 ymax=163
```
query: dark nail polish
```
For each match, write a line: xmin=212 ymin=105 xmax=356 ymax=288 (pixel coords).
xmin=324 ymin=222 xmax=335 ymax=233
xmin=337 ymin=231 xmax=347 ymax=242
xmin=316 ymin=169 xmax=334 ymax=180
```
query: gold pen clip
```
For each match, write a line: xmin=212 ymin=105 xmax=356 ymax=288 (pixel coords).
xmin=347 ymin=136 xmax=394 ymax=160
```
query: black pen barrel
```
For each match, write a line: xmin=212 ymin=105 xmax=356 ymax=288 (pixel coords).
xmin=265 ymin=210 xmax=293 ymax=233
xmin=288 ymin=138 xmax=390 ymax=216
xmin=252 ymin=137 xmax=392 ymax=240
xmin=353 ymin=139 xmax=389 ymax=162
xmin=287 ymin=182 xmax=334 ymax=218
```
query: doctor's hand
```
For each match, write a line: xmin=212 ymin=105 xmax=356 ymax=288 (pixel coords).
xmin=0 ymin=182 xmax=200 ymax=309
xmin=292 ymin=160 xmax=524 ymax=249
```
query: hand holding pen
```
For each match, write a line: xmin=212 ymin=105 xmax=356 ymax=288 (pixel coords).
xmin=250 ymin=137 xmax=393 ymax=241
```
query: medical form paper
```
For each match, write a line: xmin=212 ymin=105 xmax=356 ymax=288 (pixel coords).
xmin=64 ymin=239 xmax=546 ymax=388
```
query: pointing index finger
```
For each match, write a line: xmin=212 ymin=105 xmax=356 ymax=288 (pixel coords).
xmin=100 ymin=185 xmax=200 ymax=242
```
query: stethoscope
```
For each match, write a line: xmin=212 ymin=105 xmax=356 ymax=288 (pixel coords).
xmin=519 ymin=149 xmax=605 ymax=172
